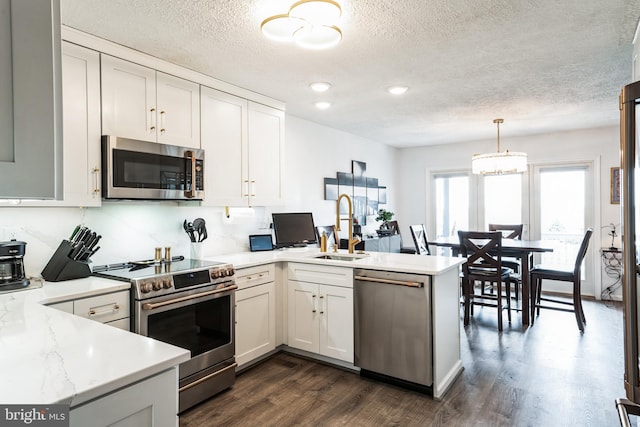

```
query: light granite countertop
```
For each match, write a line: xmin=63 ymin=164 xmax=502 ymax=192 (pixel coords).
xmin=0 ymin=277 xmax=189 ymax=407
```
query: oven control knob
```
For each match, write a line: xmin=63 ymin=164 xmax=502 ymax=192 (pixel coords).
xmin=163 ymin=279 xmax=172 ymax=289
xmin=225 ymin=268 xmax=235 ymax=277
xmin=140 ymin=282 xmax=152 ymax=293
xmin=152 ymin=280 xmax=162 ymax=291
xmin=211 ymin=270 xmax=221 ymax=279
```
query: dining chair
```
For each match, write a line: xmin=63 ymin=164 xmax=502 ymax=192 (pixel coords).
xmin=488 ymin=224 xmax=524 ymax=301
xmin=458 ymin=231 xmax=518 ymax=331
xmin=409 ymin=224 xmax=431 ymax=255
xmin=315 ymin=225 xmax=338 ymax=247
xmin=530 ymin=228 xmax=593 ymax=332
xmin=488 ymin=224 xmax=524 ymax=240
xmin=383 ymin=220 xmax=414 ymax=254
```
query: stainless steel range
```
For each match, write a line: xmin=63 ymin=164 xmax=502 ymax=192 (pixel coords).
xmin=93 ymin=258 xmax=236 ymax=412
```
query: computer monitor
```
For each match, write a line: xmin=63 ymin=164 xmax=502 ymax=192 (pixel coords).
xmin=272 ymin=212 xmax=317 ymax=248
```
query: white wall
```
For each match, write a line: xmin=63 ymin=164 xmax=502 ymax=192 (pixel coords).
xmin=396 ymin=124 xmax=621 ymax=298
xmin=0 ymin=114 xmax=396 ymax=277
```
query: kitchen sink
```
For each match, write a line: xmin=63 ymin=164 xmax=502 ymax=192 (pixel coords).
xmin=313 ymin=254 xmax=367 ymax=261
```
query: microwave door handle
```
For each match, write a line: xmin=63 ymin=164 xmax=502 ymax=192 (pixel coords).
xmin=184 ymin=150 xmax=196 ymax=198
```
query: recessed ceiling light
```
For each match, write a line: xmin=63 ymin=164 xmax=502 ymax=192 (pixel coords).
xmin=315 ymin=101 xmax=332 ymax=110
xmin=387 ymin=86 xmax=409 ymax=95
xmin=310 ymin=82 xmax=332 ymax=92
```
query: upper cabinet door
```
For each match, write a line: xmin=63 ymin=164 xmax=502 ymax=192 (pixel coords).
xmin=156 ymin=72 xmax=200 ymax=148
xmin=61 ymin=42 xmax=101 ymax=206
xmin=101 ymin=54 xmax=156 ymax=142
xmin=200 ymin=86 xmax=248 ymax=206
xmin=0 ymin=0 xmax=63 ymax=199
xmin=248 ymin=102 xmax=285 ymax=206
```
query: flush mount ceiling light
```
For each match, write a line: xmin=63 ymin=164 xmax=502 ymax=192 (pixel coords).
xmin=261 ymin=0 xmax=343 ymax=50
xmin=314 ymin=101 xmax=332 ymax=110
xmin=387 ymin=86 xmax=409 ymax=95
xmin=310 ymin=81 xmax=332 ymax=92
xmin=472 ymin=119 xmax=527 ymax=175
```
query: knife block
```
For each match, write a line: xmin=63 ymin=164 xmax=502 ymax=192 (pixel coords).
xmin=41 ymin=240 xmax=92 ymax=282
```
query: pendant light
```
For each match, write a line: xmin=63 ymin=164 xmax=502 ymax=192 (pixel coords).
xmin=472 ymin=119 xmax=527 ymax=175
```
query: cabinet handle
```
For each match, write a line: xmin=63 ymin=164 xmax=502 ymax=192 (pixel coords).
xmin=320 ymin=294 xmax=324 ymax=314
xmin=250 ymin=180 xmax=256 ymax=197
xmin=150 ymin=107 xmax=156 ymax=132
xmin=160 ymin=110 xmax=166 ymax=133
xmin=92 ymin=167 xmax=100 ymax=195
xmin=243 ymin=180 xmax=250 ymax=197
xmin=89 ymin=303 xmax=120 ymax=317
xmin=312 ymin=294 xmax=316 ymax=313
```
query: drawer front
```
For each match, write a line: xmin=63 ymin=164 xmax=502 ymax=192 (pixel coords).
xmin=235 ymin=264 xmax=275 ymax=290
xmin=287 ymin=263 xmax=353 ymax=288
xmin=74 ymin=290 xmax=130 ymax=324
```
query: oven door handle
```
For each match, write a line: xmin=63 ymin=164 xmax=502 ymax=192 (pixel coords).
xmin=141 ymin=284 xmax=237 ymax=311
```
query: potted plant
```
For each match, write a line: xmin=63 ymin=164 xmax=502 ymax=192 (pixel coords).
xmin=376 ymin=209 xmax=394 ymax=235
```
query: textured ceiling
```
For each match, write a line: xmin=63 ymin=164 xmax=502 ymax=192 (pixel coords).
xmin=60 ymin=0 xmax=640 ymax=148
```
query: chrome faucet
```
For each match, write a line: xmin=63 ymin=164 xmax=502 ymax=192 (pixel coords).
xmin=336 ymin=193 xmax=360 ymax=254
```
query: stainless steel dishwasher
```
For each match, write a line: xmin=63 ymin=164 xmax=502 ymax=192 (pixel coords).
xmin=354 ymin=269 xmax=432 ymax=392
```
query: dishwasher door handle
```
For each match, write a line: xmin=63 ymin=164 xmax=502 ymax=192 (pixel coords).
xmin=354 ymin=275 xmax=424 ymax=288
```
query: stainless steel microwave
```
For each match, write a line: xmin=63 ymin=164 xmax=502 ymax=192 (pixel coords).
xmin=101 ymin=136 xmax=204 ymax=200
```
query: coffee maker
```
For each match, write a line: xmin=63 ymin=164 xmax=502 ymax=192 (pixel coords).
xmin=0 ymin=240 xmax=30 ymax=290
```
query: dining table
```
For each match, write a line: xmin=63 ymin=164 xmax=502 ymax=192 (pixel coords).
xmin=431 ymin=236 xmax=556 ymax=326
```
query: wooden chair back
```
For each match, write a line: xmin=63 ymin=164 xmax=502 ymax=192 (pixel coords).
xmin=573 ymin=228 xmax=593 ymax=275
xmin=488 ymin=224 xmax=523 ymax=240
xmin=409 ymin=224 xmax=431 ymax=255
xmin=386 ymin=220 xmax=400 ymax=235
xmin=458 ymin=231 xmax=504 ymax=279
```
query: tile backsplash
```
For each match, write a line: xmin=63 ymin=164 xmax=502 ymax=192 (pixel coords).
xmin=0 ymin=204 xmax=270 ymax=277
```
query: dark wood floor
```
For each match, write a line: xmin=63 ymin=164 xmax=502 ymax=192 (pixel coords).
xmin=180 ymin=299 xmax=625 ymax=426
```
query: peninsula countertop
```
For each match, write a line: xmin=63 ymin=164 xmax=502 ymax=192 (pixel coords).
xmin=0 ymin=277 xmax=190 ymax=407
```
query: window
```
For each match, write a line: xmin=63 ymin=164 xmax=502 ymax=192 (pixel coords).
xmin=536 ymin=166 xmax=588 ymax=271
xmin=482 ymin=174 xmax=522 ymax=230
xmin=434 ymin=173 xmax=469 ymax=239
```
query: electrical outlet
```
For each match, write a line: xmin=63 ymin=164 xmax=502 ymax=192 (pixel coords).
xmin=3 ymin=226 xmax=22 ymax=241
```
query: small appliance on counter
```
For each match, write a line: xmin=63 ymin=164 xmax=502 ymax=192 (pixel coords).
xmin=0 ymin=240 xmax=43 ymax=293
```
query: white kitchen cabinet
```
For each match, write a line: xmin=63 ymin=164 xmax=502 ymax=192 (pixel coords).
xmin=101 ymin=54 xmax=200 ymax=148
xmin=16 ymin=42 xmax=102 ymax=207
xmin=287 ymin=263 xmax=353 ymax=363
xmin=70 ymin=367 xmax=178 ymax=427
xmin=235 ymin=265 xmax=276 ymax=368
xmin=61 ymin=42 xmax=102 ymax=206
xmin=48 ymin=290 xmax=130 ymax=331
xmin=0 ymin=0 xmax=63 ymax=200
xmin=200 ymin=86 xmax=284 ymax=206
